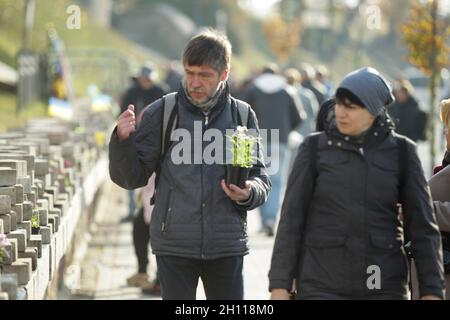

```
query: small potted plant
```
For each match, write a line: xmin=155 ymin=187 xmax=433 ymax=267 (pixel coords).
xmin=31 ymin=212 xmax=40 ymax=235
xmin=225 ymin=126 xmax=259 ymax=188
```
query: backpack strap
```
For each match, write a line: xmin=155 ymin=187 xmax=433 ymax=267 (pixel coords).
xmin=235 ymin=99 xmax=250 ymax=127
xmin=150 ymin=92 xmax=178 ymax=205
xmin=308 ymin=133 xmax=321 ymax=178
xmin=161 ymin=93 xmax=178 ymax=156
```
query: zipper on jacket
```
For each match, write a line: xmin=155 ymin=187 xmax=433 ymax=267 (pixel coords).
xmin=200 ymin=119 xmax=206 ymax=259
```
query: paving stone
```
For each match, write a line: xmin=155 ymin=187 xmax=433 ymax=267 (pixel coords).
xmin=18 ymin=247 xmax=38 ymax=271
xmin=0 ymin=187 xmax=16 ymax=205
xmin=0 ymin=160 xmax=27 ymax=178
xmin=0 ymin=273 xmax=18 ymax=300
xmin=38 ymin=209 xmax=48 ymax=226
xmin=33 ymin=181 xmax=44 ymax=198
xmin=36 ymin=198 xmax=48 ymax=211
xmin=28 ymin=235 xmax=42 ymax=258
xmin=47 ymin=131 xmax=69 ymax=145
xmin=25 ymin=192 xmax=36 ymax=206
xmin=0 ymin=132 xmax=25 ymax=139
xmin=61 ymin=142 xmax=74 ymax=157
xmin=2 ymin=258 xmax=32 ymax=285
xmin=13 ymin=203 xmax=23 ymax=223
xmin=0 ymin=154 xmax=34 ymax=175
xmin=9 ymin=210 xmax=17 ymax=231
xmin=0 ymin=195 xmax=11 ymax=214
xmin=39 ymin=226 xmax=52 ymax=245
xmin=3 ymin=239 xmax=18 ymax=264
xmin=34 ymin=159 xmax=49 ymax=176
xmin=54 ymin=200 xmax=67 ymax=216
xmin=0 ymin=168 xmax=16 ymax=187
xmin=43 ymin=173 xmax=52 ymax=189
xmin=16 ymin=221 xmax=31 ymax=241
xmin=48 ymin=215 xmax=58 ymax=233
xmin=6 ymin=229 xmax=27 ymax=252
xmin=14 ymin=184 xmax=24 ymax=204
xmin=8 ymin=142 xmax=37 ymax=156
xmin=22 ymin=201 xmax=33 ymax=221
xmin=45 ymin=186 xmax=59 ymax=203
xmin=17 ymin=177 xmax=32 ymax=193
xmin=0 ymin=214 xmax=11 ymax=234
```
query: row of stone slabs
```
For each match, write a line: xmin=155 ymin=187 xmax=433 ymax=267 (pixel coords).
xmin=0 ymin=123 xmax=83 ymax=300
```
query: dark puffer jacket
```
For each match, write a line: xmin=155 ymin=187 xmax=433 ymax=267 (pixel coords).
xmin=269 ymin=113 xmax=445 ymax=299
xmin=109 ymin=85 xmax=271 ymax=260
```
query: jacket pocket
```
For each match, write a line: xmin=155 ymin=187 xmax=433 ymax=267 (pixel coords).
xmin=367 ymin=234 xmax=409 ymax=288
xmin=161 ymin=188 xmax=175 ymax=232
xmin=299 ymin=235 xmax=347 ymax=290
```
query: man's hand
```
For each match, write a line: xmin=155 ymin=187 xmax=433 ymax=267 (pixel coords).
xmin=270 ymin=289 xmax=291 ymax=300
xmin=117 ymin=105 xmax=136 ymax=142
xmin=221 ymin=180 xmax=252 ymax=202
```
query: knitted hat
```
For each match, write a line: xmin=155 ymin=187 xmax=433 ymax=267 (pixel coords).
xmin=337 ymin=67 xmax=395 ymax=116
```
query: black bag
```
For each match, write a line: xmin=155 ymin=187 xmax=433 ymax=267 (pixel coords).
xmin=441 ymin=232 xmax=450 ymax=274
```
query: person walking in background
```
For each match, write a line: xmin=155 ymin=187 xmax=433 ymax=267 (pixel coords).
xmin=299 ymin=63 xmax=328 ymax=106
xmin=164 ymin=60 xmax=183 ymax=93
xmin=269 ymin=67 xmax=445 ymax=300
xmin=119 ymin=63 xmax=168 ymax=223
xmin=388 ymin=79 xmax=427 ymax=142
xmin=109 ymin=29 xmax=270 ymax=300
xmin=242 ymin=63 xmax=304 ymax=237
xmin=284 ymin=68 xmax=319 ymax=137
xmin=118 ymin=64 xmax=167 ymax=294
xmin=315 ymin=65 xmax=334 ymax=98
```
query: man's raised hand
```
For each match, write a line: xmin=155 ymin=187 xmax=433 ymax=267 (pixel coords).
xmin=117 ymin=105 xmax=136 ymax=142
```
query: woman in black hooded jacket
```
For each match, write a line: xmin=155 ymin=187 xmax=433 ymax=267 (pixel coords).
xmin=268 ymin=67 xmax=446 ymax=300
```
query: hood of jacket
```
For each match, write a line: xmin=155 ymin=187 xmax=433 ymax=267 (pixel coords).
xmin=253 ymin=73 xmax=287 ymax=94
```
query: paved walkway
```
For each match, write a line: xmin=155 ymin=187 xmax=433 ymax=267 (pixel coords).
xmin=68 ymin=177 xmax=275 ymax=300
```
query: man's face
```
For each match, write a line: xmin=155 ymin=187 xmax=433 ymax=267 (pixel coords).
xmin=184 ymin=64 xmax=228 ymax=104
xmin=137 ymin=77 xmax=153 ymax=89
xmin=394 ymin=88 xmax=408 ymax=103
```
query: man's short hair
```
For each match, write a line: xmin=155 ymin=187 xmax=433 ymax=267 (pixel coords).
xmin=182 ymin=28 xmax=232 ymax=73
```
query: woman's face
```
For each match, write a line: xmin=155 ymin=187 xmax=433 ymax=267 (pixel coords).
xmin=335 ymin=100 xmax=376 ymax=137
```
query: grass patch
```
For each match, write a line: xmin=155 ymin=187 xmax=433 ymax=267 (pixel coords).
xmin=0 ymin=92 xmax=48 ymax=133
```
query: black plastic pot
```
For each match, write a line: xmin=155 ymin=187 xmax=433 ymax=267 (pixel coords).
xmin=31 ymin=227 xmax=40 ymax=235
xmin=225 ymin=165 xmax=251 ymax=189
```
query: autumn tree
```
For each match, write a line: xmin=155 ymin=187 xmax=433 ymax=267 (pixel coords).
xmin=401 ymin=0 xmax=450 ymax=169
xmin=263 ymin=14 xmax=302 ymax=63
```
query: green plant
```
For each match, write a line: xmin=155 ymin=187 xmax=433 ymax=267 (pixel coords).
xmin=31 ymin=213 xmax=40 ymax=229
xmin=226 ymin=126 xmax=259 ymax=168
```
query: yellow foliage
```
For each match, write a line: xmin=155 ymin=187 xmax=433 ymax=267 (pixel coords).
xmin=401 ymin=2 xmax=450 ymax=76
xmin=263 ymin=15 xmax=302 ymax=63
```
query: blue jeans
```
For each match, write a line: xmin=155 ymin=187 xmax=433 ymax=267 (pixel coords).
xmin=259 ymin=143 xmax=289 ymax=227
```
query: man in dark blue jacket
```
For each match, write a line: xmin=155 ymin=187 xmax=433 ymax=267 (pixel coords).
xmin=109 ymin=29 xmax=271 ymax=300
